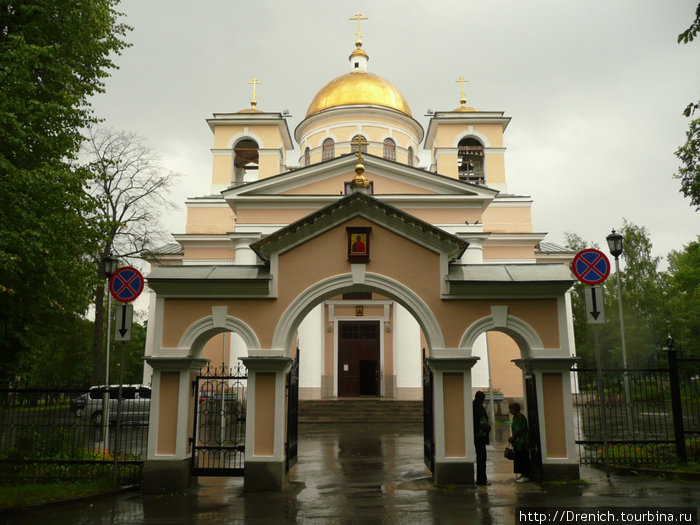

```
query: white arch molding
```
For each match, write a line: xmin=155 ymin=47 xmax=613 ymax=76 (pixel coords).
xmin=452 ymin=130 xmax=491 ymax=148
xmin=272 ymin=272 xmax=445 ymax=356
xmin=459 ymin=314 xmax=544 ymax=358
xmin=178 ymin=315 xmax=261 ymax=358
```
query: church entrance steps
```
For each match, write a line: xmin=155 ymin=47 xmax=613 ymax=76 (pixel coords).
xmin=298 ymin=398 xmax=423 ymax=423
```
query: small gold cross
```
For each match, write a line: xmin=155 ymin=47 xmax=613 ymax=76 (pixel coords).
xmin=351 ymin=135 xmax=369 ymax=161
xmin=248 ymin=77 xmax=261 ymax=108
xmin=349 ymin=11 xmax=368 ymax=41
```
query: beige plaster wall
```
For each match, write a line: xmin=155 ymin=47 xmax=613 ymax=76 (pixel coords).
xmin=213 ymin=125 xmax=283 ymax=150
xmin=443 ymin=372 xmax=466 ymax=457
xmin=401 ymin=208 xmax=482 ymax=224
xmin=433 ymin=122 xmax=504 ymax=148
xmin=157 ymin=372 xmax=179 ymax=455
xmin=482 ymin=207 xmax=533 ymax=233
xmin=160 ymin=218 xmax=562 ymax=353
xmin=254 ymin=372 xmax=275 ymax=456
xmin=280 ymin=172 xmax=438 ymax=196
xmin=482 ymin=246 xmax=535 ymax=260
xmin=542 ymin=373 xmax=567 ymax=458
xmin=183 ymin=246 xmax=235 ymax=261
xmin=186 ymin=207 xmax=235 ymax=234
xmin=487 ymin=331 xmax=523 ymax=397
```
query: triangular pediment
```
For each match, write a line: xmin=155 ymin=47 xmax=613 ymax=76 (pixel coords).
xmin=250 ymin=191 xmax=468 ymax=261
xmin=222 ymin=154 xmax=498 ymax=200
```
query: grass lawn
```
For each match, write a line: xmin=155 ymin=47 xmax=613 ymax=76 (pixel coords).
xmin=0 ymin=479 xmax=114 ymax=511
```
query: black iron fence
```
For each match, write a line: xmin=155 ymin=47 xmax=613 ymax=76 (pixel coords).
xmin=0 ymin=387 xmax=148 ymax=485
xmin=572 ymin=351 xmax=699 ymax=470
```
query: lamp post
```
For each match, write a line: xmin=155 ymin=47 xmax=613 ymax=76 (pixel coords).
xmin=606 ymin=229 xmax=633 ymax=434
xmin=101 ymin=254 xmax=119 ymax=447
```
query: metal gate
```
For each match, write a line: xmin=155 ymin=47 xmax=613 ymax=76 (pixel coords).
xmin=285 ymin=348 xmax=299 ymax=472
xmin=191 ymin=362 xmax=247 ymax=476
xmin=422 ymin=349 xmax=435 ymax=473
xmin=524 ymin=371 xmax=543 ymax=481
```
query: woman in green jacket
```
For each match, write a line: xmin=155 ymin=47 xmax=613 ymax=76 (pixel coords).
xmin=508 ymin=402 xmax=530 ymax=482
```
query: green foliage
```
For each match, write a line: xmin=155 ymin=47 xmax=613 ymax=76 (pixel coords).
xmin=0 ymin=1 xmax=130 ymax=385
xmin=675 ymin=113 xmax=700 ymax=210
xmin=665 ymin=238 xmax=700 ymax=356
xmin=677 ymin=3 xmax=700 ymax=44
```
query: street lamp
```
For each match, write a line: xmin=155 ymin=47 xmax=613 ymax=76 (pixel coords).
xmin=101 ymin=254 xmax=119 ymax=446
xmin=606 ymin=229 xmax=633 ymax=434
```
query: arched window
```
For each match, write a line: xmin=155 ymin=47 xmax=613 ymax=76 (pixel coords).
xmin=383 ymin=138 xmax=396 ymax=161
xmin=458 ymin=137 xmax=484 ymax=184
xmin=322 ymin=138 xmax=335 ymax=161
xmin=304 ymin=147 xmax=310 ymax=167
xmin=351 ymin=135 xmax=368 ymax=155
xmin=407 ymin=146 xmax=414 ymax=167
xmin=233 ymin=139 xmax=259 ymax=186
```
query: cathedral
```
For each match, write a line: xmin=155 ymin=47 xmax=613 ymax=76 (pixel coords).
xmin=142 ymin=16 xmax=579 ymax=491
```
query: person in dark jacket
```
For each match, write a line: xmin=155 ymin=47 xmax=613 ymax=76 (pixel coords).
xmin=473 ymin=391 xmax=491 ymax=485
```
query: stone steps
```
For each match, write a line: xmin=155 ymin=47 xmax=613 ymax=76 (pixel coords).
xmin=299 ymin=398 xmax=423 ymax=423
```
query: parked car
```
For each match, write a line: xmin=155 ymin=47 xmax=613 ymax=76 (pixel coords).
xmin=71 ymin=385 xmax=151 ymax=426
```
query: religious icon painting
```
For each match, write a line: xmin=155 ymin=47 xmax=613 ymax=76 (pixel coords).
xmin=347 ymin=227 xmax=371 ymax=262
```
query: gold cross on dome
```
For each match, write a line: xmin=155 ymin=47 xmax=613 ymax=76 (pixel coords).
xmin=456 ymin=75 xmax=469 ymax=99
xmin=349 ymin=11 xmax=368 ymax=41
xmin=351 ymin=135 xmax=368 ymax=161
xmin=248 ymin=77 xmax=261 ymax=106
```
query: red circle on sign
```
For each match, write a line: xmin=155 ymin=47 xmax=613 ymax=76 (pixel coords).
xmin=571 ymin=249 xmax=611 ymax=285
xmin=109 ymin=266 xmax=144 ymax=303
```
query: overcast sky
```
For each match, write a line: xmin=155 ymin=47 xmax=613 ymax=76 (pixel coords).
xmin=91 ymin=0 xmax=699 ymax=274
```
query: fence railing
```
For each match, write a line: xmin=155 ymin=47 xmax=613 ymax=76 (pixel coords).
xmin=571 ymin=352 xmax=699 ymax=470
xmin=0 ymin=388 xmax=147 ymax=485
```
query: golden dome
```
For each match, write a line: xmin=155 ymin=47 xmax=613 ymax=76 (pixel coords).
xmin=306 ymin=70 xmax=412 ymax=117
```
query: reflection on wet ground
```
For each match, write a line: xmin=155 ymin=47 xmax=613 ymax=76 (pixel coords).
xmin=1 ymin=422 xmax=698 ymax=525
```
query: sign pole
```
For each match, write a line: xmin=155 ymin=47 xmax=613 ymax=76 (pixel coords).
xmin=593 ymin=322 xmax=611 ymax=479
xmin=113 ymin=337 xmax=127 ymax=487
xmin=101 ymin=291 xmax=112 ymax=450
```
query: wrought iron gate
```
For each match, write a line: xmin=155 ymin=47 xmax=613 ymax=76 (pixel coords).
xmin=285 ymin=348 xmax=299 ymax=472
xmin=191 ymin=362 xmax=247 ymax=476
xmin=524 ymin=371 xmax=543 ymax=481
xmin=422 ymin=349 xmax=435 ymax=473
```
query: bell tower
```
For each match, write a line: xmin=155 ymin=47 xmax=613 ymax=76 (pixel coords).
xmin=207 ymin=78 xmax=293 ymax=194
xmin=424 ymin=78 xmax=510 ymax=192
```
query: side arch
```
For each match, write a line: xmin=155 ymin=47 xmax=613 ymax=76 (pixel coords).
xmin=178 ymin=315 xmax=261 ymax=358
xmin=271 ymin=272 xmax=445 ymax=355
xmin=459 ymin=314 xmax=544 ymax=358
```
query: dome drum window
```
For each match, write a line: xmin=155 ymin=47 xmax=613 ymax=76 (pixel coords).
xmin=383 ymin=138 xmax=396 ymax=161
xmin=322 ymin=138 xmax=335 ymax=161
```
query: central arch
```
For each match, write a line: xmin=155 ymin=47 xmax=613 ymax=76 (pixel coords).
xmin=271 ymin=272 xmax=445 ymax=356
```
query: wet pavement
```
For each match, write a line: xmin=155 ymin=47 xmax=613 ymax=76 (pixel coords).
xmin=1 ymin=423 xmax=698 ymax=524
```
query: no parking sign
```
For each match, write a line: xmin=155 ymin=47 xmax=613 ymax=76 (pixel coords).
xmin=109 ymin=266 xmax=144 ymax=303
xmin=571 ymin=249 xmax=611 ymax=285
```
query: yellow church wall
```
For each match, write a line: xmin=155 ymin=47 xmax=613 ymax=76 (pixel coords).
xmin=401 ymin=208 xmax=482 ymax=224
xmin=156 ymin=371 xmax=179 ymax=455
xmin=183 ymin=246 xmax=235 ymax=261
xmin=542 ymin=373 xmax=567 ymax=458
xmin=486 ymin=331 xmax=523 ymax=397
xmin=482 ymin=246 xmax=535 ymax=260
xmin=254 ymin=372 xmax=275 ymax=456
xmin=186 ymin=207 xmax=235 ymax=234
xmin=482 ymin=207 xmax=533 ymax=233
xmin=259 ymin=155 xmax=281 ymax=180
xmin=436 ymin=153 xmax=459 ymax=179
xmin=159 ymin=220 xmax=562 ymax=353
xmin=235 ymin=208 xmax=312 ymax=225
xmin=211 ymin=155 xmax=232 ymax=186
xmin=443 ymin=373 xmax=466 ymax=457
xmin=212 ymin=125 xmax=282 ymax=150
xmin=279 ymin=172 xmax=438 ymax=196
xmin=433 ymin=122 xmax=504 ymax=148
xmin=485 ymin=155 xmax=506 ymax=185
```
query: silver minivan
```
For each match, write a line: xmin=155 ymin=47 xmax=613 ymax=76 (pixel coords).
xmin=71 ymin=385 xmax=151 ymax=426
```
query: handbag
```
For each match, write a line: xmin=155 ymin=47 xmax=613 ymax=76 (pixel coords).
xmin=504 ymin=442 xmax=515 ymax=460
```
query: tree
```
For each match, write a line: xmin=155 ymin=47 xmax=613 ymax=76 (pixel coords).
xmin=675 ymin=3 xmax=700 ymax=210
xmin=0 ymin=1 xmax=130 ymax=385
xmin=665 ymin=238 xmax=700 ymax=356
xmin=82 ymin=127 xmax=175 ymax=384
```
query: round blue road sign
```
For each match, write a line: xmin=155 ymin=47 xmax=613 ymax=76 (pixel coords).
xmin=572 ymin=249 xmax=611 ymax=285
xmin=109 ymin=266 xmax=144 ymax=303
